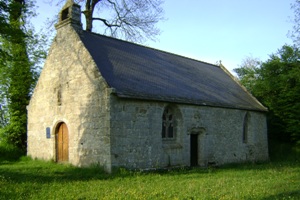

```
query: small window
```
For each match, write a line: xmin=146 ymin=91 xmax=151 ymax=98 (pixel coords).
xmin=57 ymin=88 xmax=62 ymax=106
xmin=61 ymin=8 xmax=69 ymax=21
xmin=243 ymin=112 xmax=250 ymax=143
xmin=162 ymin=107 xmax=174 ymax=139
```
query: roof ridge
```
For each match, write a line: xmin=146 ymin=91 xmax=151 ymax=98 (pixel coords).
xmin=83 ymin=31 xmax=220 ymax=69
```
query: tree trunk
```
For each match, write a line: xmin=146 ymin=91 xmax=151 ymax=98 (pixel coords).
xmin=84 ymin=10 xmax=93 ymax=32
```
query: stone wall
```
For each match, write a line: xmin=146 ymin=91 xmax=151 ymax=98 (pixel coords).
xmin=27 ymin=25 xmax=112 ymax=171
xmin=109 ymin=97 xmax=269 ymax=169
xmin=27 ymin=19 xmax=268 ymax=172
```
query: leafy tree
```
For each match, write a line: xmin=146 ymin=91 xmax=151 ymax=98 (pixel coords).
xmin=235 ymin=45 xmax=300 ymax=144
xmin=258 ymin=45 xmax=300 ymax=143
xmin=0 ymin=0 xmax=10 ymax=128
xmin=0 ymin=1 xmax=10 ymax=37
xmin=0 ymin=0 xmax=15 ymax=58
xmin=49 ymin=0 xmax=165 ymax=42
xmin=0 ymin=0 xmax=46 ymax=151
xmin=234 ymin=56 xmax=261 ymax=93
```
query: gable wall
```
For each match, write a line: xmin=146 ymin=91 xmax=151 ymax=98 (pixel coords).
xmin=27 ymin=26 xmax=112 ymax=171
xmin=109 ymin=96 xmax=268 ymax=169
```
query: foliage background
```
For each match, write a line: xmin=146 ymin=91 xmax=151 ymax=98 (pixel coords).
xmin=0 ymin=0 xmax=46 ymax=151
xmin=234 ymin=45 xmax=300 ymax=145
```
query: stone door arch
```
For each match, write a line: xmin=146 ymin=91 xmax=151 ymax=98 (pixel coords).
xmin=189 ymin=127 xmax=206 ymax=167
xmin=55 ymin=122 xmax=69 ymax=162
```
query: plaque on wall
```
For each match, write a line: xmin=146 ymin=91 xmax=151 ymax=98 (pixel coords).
xmin=46 ymin=127 xmax=51 ymax=139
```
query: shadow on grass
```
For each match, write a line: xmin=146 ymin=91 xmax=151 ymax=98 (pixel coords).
xmin=0 ymin=144 xmax=25 ymax=162
xmin=262 ymin=190 xmax=300 ymax=200
xmin=0 ymin=139 xmax=299 ymax=185
xmin=0 ymin=160 xmax=112 ymax=183
xmin=1 ymin=156 xmax=299 ymax=185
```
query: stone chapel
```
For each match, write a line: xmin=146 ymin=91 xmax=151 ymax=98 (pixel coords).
xmin=27 ymin=0 xmax=269 ymax=172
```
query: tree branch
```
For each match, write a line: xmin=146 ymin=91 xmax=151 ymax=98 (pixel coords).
xmin=92 ymin=17 xmax=121 ymax=27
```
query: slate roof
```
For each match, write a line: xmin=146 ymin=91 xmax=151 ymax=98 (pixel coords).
xmin=79 ymin=31 xmax=267 ymax=112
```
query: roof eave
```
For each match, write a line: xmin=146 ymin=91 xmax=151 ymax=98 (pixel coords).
xmin=113 ymin=92 xmax=268 ymax=113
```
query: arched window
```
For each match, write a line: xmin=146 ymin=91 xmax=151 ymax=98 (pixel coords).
xmin=162 ymin=107 xmax=174 ymax=138
xmin=243 ymin=112 xmax=250 ymax=143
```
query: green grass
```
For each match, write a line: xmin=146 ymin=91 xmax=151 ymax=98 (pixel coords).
xmin=0 ymin=142 xmax=299 ymax=199
xmin=1 ymin=159 xmax=299 ymax=199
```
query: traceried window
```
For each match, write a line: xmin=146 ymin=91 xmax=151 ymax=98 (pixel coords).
xmin=162 ymin=107 xmax=174 ymax=139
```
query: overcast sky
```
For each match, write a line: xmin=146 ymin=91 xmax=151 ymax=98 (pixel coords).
xmin=33 ymin=0 xmax=295 ymax=73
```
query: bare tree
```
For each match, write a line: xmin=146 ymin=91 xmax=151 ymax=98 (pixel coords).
xmin=48 ymin=0 xmax=165 ymax=43
xmin=289 ymin=0 xmax=300 ymax=47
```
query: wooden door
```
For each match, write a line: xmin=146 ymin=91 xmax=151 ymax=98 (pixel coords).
xmin=56 ymin=123 xmax=69 ymax=162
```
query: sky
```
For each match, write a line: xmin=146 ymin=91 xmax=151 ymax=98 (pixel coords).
xmin=33 ymin=0 xmax=295 ymax=73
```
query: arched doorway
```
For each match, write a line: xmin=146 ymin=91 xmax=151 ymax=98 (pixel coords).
xmin=55 ymin=122 xmax=69 ymax=162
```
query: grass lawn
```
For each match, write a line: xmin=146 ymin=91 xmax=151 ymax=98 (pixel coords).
xmin=0 ymin=142 xmax=299 ymax=200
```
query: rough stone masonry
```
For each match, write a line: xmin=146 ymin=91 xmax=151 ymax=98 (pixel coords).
xmin=27 ymin=0 xmax=269 ymax=172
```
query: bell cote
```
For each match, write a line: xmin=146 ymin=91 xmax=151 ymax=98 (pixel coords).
xmin=55 ymin=0 xmax=82 ymax=32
